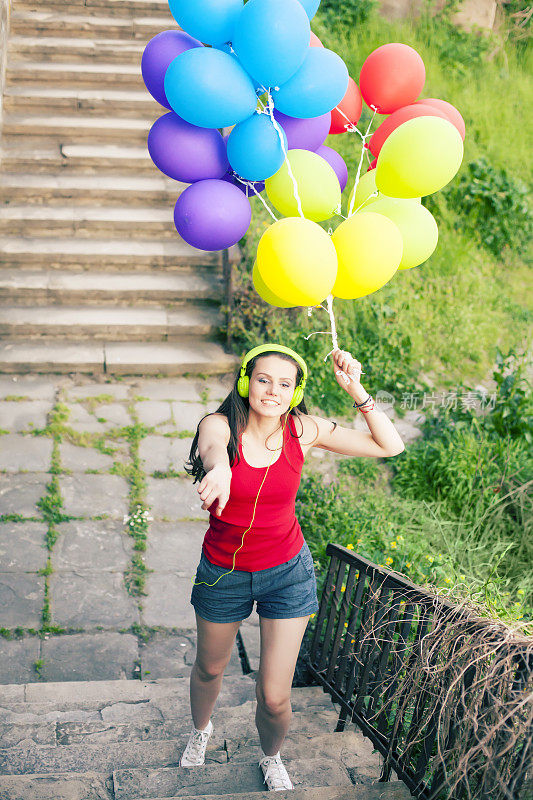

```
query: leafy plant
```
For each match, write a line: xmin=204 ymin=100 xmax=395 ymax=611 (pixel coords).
xmin=446 ymin=158 xmax=532 ymax=256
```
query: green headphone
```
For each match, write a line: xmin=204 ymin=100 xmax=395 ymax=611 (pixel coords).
xmin=237 ymin=344 xmax=308 ymax=410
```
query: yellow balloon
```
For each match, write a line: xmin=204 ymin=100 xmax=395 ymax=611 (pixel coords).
xmin=376 ymin=116 xmax=463 ymax=198
xmin=265 ymin=149 xmax=341 ymax=222
xmin=252 ymin=261 xmax=294 ymax=307
xmin=366 ymin=198 xmax=438 ymax=270
xmin=257 ymin=217 xmax=337 ymax=306
xmin=332 ymin=211 xmax=403 ymax=299
xmin=348 ymin=169 xmax=421 ymax=212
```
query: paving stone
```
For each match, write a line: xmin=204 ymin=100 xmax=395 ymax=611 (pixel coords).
xmin=0 ymin=434 xmax=52 ymax=472
xmin=0 ymin=400 xmax=52 ymax=432
xmin=92 ymin=402 xmax=131 ymax=427
xmin=145 ymin=521 xmax=205 ymax=575
xmin=0 ymin=521 xmax=48 ymax=571
xmin=0 ymin=472 xmax=47 ymax=517
xmin=49 ymin=572 xmax=140 ymax=627
xmin=41 ymin=632 xmax=139 ymax=682
xmin=133 ymin=378 xmax=203 ymax=402
xmin=170 ymin=401 xmax=217 ymax=432
xmin=0 ymin=637 xmax=41 ymax=684
xmin=59 ymin=441 xmax=115 ymax=472
xmin=0 ymin=375 xmax=56 ymax=401
xmin=66 ymin=382 xmax=131 ymax=400
xmin=202 ymin=375 xmax=234 ymax=403
xmin=141 ymin=573 xmax=197 ymax=629
xmin=0 ymin=772 xmax=115 ymax=800
xmin=133 ymin=400 xmax=172 ymax=427
xmin=139 ymin=633 xmax=209 ymax=680
xmin=63 ymin=403 xmax=108 ymax=433
xmin=52 ymin=520 xmax=131 ymax=571
xmin=0 ymin=574 xmax=45 ymax=627
xmin=139 ymin=436 xmax=191 ymax=474
xmin=60 ymin=474 xmax=128 ymax=518
xmin=146 ymin=477 xmax=208 ymax=521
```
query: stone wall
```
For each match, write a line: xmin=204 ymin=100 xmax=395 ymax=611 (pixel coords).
xmin=0 ymin=0 xmax=12 ymax=140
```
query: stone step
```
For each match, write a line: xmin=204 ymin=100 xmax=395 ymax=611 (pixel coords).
xmin=0 ymin=340 xmax=239 ymax=375
xmin=0 ymin=205 xmax=178 ymax=238
xmin=0 ymin=269 xmax=222 ymax=305
xmin=0 ymin=304 xmax=223 ymax=341
xmin=14 ymin=0 xmax=171 ymax=17
xmin=6 ymin=61 xmax=144 ymax=89
xmin=4 ymin=87 xmax=162 ymax=117
xmin=10 ymin=11 xmax=176 ymax=41
xmin=113 ymin=756 xmax=355 ymax=799
xmin=0 ymin=144 xmax=156 ymax=174
xmin=0 ymin=770 xmax=114 ymax=800
xmin=3 ymin=113 xmax=157 ymax=143
xmin=9 ymin=35 xmax=150 ymax=64
xmin=141 ymin=789 xmax=411 ymax=800
xmin=0 ymin=237 xmax=225 ymax=270
xmin=1 ymin=172 xmax=184 ymax=205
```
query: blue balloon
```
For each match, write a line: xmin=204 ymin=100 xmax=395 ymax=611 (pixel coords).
xmin=219 ymin=43 xmax=264 ymax=93
xmin=164 ymin=48 xmax=257 ymax=129
xmin=273 ymin=47 xmax=349 ymax=119
xmin=168 ymin=0 xmax=243 ymax=46
xmin=298 ymin=0 xmax=320 ymax=19
xmin=233 ymin=0 xmax=310 ymax=90
xmin=227 ymin=112 xmax=288 ymax=181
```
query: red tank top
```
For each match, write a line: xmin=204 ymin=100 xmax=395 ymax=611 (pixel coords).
xmin=202 ymin=414 xmax=305 ymax=571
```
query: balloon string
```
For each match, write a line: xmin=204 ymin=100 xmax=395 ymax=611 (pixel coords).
xmin=324 ymin=294 xmax=339 ymax=354
xmin=265 ymin=93 xmax=305 ymax=219
xmin=233 ymin=175 xmax=278 ymax=221
xmin=348 ymin=108 xmax=377 ymax=218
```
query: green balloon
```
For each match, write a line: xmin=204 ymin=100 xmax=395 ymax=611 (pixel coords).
xmin=266 ymin=149 xmax=341 ymax=222
xmin=376 ymin=116 xmax=463 ymax=198
xmin=369 ymin=198 xmax=438 ymax=269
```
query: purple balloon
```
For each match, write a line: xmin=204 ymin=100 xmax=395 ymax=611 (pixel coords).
xmin=148 ymin=113 xmax=228 ymax=183
xmin=315 ymin=144 xmax=348 ymax=192
xmin=222 ymin=171 xmax=265 ymax=196
xmin=174 ymin=179 xmax=252 ymax=251
xmin=273 ymin=109 xmax=330 ymax=151
xmin=141 ymin=30 xmax=202 ymax=109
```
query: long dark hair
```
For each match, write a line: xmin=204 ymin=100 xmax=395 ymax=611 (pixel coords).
xmin=185 ymin=350 xmax=312 ymax=484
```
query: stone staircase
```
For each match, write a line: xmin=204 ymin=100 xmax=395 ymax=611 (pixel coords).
xmin=0 ymin=672 xmax=413 ymax=800
xmin=0 ymin=0 xmax=239 ymax=375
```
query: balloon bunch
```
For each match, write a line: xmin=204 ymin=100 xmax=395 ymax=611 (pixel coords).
xmin=141 ymin=1 xmax=466 ymax=350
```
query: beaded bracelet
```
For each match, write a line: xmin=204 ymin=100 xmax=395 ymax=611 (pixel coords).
xmin=353 ymin=393 xmax=372 ymax=409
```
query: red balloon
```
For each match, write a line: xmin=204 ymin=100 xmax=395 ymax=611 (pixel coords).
xmin=367 ymin=157 xmax=377 ymax=172
xmin=329 ymin=77 xmax=362 ymax=134
xmin=416 ymin=98 xmax=466 ymax=140
xmin=368 ymin=103 xmax=450 ymax=157
xmin=310 ymin=31 xmax=324 ymax=48
xmin=359 ymin=43 xmax=425 ymax=114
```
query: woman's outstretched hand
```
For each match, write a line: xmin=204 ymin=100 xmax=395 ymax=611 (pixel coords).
xmin=332 ymin=348 xmax=363 ymax=396
xmin=197 ymin=463 xmax=232 ymax=516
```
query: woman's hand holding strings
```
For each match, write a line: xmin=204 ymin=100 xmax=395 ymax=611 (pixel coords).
xmin=332 ymin=348 xmax=366 ymax=402
xmin=197 ymin=463 xmax=232 ymax=516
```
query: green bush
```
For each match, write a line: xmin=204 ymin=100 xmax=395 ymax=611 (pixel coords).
xmin=445 ymin=158 xmax=532 ymax=256
xmin=319 ymin=0 xmax=377 ymax=30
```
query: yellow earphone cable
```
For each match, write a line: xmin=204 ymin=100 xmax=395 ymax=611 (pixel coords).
xmin=191 ymin=412 xmax=290 ymax=588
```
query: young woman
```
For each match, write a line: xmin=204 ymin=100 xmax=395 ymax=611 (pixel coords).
xmin=180 ymin=343 xmax=405 ymax=791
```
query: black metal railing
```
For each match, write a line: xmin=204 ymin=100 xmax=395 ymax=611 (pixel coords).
xmin=306 ymin=543 xmax=532 ymax=800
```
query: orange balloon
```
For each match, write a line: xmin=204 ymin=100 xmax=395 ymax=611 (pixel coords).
xmin=309 ymin=31 xmax=324 ymax=48
xmin=329 ymin=77 xmax=362 ymax=135
xmin=416 ymin=98 xmax=465 ymax=140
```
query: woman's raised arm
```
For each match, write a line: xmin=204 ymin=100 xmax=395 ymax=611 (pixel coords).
xmin=197 ymin=414 xmax=232 ymax=515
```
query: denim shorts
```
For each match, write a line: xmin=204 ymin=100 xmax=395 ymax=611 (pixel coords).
xmin=190 ymin=540 xmax=320 ymax=623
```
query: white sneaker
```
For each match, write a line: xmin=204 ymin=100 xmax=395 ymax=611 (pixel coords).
xmin=259 ymin=751 xmax=294 ymax=791
xmin=179 ymin=719 xmax=213 ymax=767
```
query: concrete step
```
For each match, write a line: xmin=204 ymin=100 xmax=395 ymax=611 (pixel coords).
xmin=0 ymin=206 xmax=178 ymax=238
xmin=6 ymin=61 xmax=144 ymax=89
xmin=10 ymin=10 xmax=176 ymax=41
xmin=4 ymin=87 xmax=162 ymax=117
xmin=0 ymin=236 xmax=224 ymax=270
xmin=0 ymin=144 xmax=156 ymax=174
xmin=9 ymin=35 xmax=150 ymax=64
xmin=3 ymin=113 xmax=157 ymax=143
xmin=14 ymin=0 xmax=171 ymax=17
xmin=1 ymin=172 xmax=184 ymax=205
xmin=113 ymin=756 xmax=355 ymax=799
xmin=0 ymin=304 xmax=224 ymax=341
xmin=140 ymin=790 xmax=411 ymax=800
xmin=0 ymin=270 xmax=222 ymax=305
xmin=0 ymin=340 xmax=239 ymax=374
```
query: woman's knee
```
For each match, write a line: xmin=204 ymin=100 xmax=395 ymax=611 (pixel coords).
xmin=193 ymin=657 xmax=228 ymax=680
xmin=255 ymin=680 xmax=291 ymax=714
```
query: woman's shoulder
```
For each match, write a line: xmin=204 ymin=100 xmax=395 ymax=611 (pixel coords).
xmin=198 ymin=412 xmax=230 ymax=440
